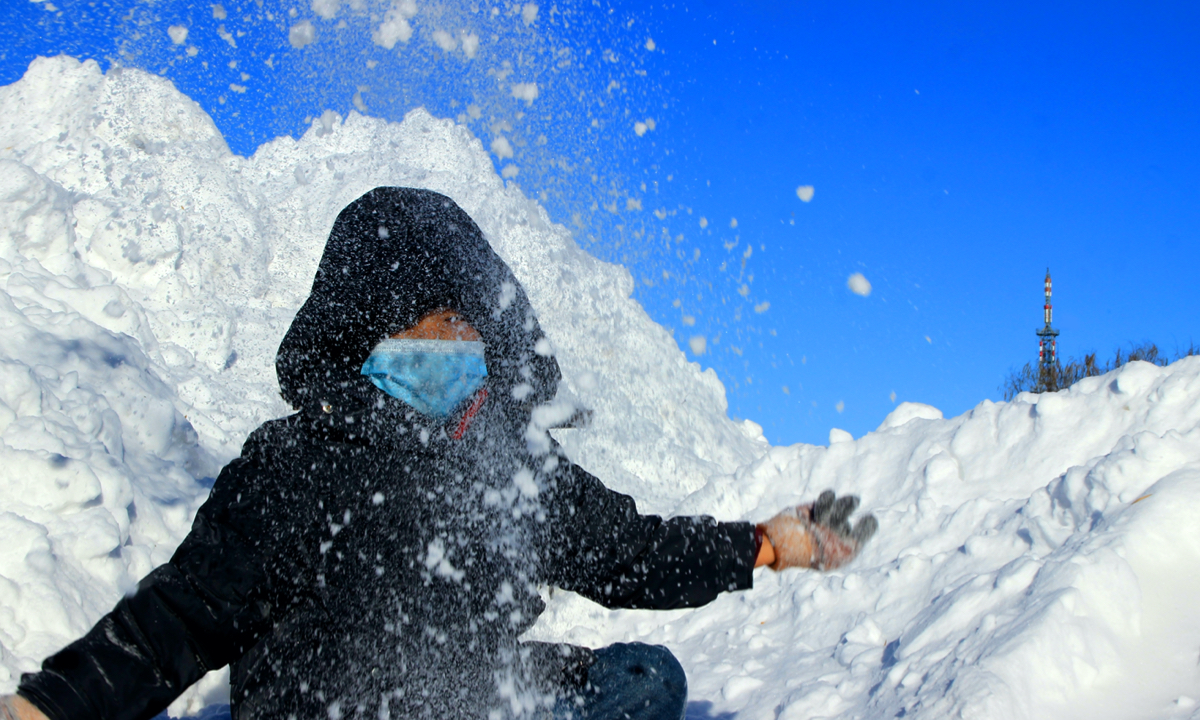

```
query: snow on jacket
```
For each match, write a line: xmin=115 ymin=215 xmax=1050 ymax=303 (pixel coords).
xmin=19 ymin=187 xmax=757 ymax=720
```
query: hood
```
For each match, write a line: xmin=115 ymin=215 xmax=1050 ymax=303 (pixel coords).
xmin=276 ymin=187 xmax=560 ymax=425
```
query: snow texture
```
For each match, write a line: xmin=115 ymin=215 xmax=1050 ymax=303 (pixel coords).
xmin=2 ymin=57 xmax=1200 ymax=720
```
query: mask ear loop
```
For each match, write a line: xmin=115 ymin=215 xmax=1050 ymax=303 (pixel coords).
xmin=450 ymin=389 xmax=490 ymax=440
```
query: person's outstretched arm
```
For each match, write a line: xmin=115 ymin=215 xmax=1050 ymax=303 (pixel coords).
xmin=13 ymin=422 xmax=312 ymax=720
xmin=542 ymin=462 xmax=758 ymax=610
xmin=542 ymin=464 xmax=878 ymax=610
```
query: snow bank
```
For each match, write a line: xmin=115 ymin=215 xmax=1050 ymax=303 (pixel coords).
xmin=534 ymin=375 xmax=1200 ymax=720
xmin=2 ymin=56 xmax=1199 ymax=720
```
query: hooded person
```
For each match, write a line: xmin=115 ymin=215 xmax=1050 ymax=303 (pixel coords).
xmin=5 ymin=188 xmax=877 ymax=720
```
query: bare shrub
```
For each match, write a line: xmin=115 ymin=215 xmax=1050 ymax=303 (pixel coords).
xmin=1001 ymin=341 xmax=1197 ymax=401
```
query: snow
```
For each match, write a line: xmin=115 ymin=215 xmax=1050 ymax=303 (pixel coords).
xmin=491 ymin=136 xmax=515 ymax=159
xmin=432 ymin=29 xmax=457 ymax=53
xmin=373 ymin=0 xmax=417 ymax=50
xmin=311 ymin=0 xmax=342 ymax=21
xmin=521 ymin=3 xmax=539 ymax=27
xmin=289 ymin=21 xmax=317 ymax=49
xmin=636 ymin=119 xmax=658 ymax=136
xmin=848 ymin=271 xmax=872 ymax=297
xmin=461 ymin=32 xmax=480 ymax=59
xmin=510 ymin=83 xmax=539 ymax=105
xmin=2 ymin=56 xmax=1200 ymax=720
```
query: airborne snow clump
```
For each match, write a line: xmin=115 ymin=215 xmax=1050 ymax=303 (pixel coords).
xmin=848 ymin=271 xmax=872 ymax=296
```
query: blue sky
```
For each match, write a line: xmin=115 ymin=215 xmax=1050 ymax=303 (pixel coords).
xmin=2 ymin=1 xmax=1198 ymax=446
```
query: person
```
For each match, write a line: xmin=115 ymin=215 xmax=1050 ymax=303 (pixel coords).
xmin=0 ymin=187 xmax=876 ymax=720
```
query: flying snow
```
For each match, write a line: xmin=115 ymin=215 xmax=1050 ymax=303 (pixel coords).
xmin=311 ymin=0 xmax=341 ymax=20
xmin=373 ymin=0 xmax=418 ymax=49
xmin=521 ymin=2 xmax=538 ymax=26
xmin=490 ymin=136 xmax=514 ymax=159
xmin=431 ymin=29 xmax=457 ymax=52
xmin=847 ymin=271 xmax=872 ymax=296
xmin=510 ymin=82 xmax=538 ymax=105
xmin=289 ymin=20 xmax=316 ymax=49
xmin=633 ymin=119 xmax=655 ymax=137
xmin=460 ymin=32 xmax=480 ymax=59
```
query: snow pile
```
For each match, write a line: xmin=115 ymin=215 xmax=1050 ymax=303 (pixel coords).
xmin=2 ymin=56 xmax=1200 ymax=720
xmin=536 ymin=363 xmax=1200 ymax=719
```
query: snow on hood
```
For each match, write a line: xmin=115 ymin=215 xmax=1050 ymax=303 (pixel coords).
xmin=2 ymin=56 xmax=1200 ymax=720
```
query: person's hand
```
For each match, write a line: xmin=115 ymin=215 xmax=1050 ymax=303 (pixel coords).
xmin=757 ymin=490 xmax=878 ymax=571
xmin=0 ymin=695 xmax=49 ymax=720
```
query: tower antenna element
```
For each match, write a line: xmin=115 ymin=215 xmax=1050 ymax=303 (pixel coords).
xmin=1035 ymin=269 xmax=1060 ymax=392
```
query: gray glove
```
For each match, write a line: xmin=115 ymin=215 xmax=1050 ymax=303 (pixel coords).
xmin=760 ymin=490 xmax=878 ymax=571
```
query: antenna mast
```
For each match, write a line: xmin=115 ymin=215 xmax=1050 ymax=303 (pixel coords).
xmin=1035 ymin=269 xmax=1060 ymax=392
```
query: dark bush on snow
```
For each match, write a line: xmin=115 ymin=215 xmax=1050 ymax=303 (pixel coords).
xmin=1002 ymin=341 xmax=1200 ymax=401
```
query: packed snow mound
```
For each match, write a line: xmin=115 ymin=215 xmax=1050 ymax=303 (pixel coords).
xmin=1 ymin=55 xmax=1199 ymax=720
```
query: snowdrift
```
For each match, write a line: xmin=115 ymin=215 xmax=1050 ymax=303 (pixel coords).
xmin=1 ymin=56 xmax=1198 ymax=720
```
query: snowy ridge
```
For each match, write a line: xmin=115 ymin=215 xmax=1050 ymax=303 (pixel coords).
xmin=1 ymin=56 xmax=1199 ymax=720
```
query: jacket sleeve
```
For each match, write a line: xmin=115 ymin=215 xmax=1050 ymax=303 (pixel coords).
xmin=542 ymin=462 xmax=757 ymax=610
xmin=17 ymin=437 xmax=309 ymax=720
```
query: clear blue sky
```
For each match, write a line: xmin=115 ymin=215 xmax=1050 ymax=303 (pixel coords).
xmin=3 ymin=1 xmax=1198 ymax=446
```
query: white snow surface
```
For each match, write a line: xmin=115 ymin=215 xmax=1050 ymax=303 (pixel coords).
xmin=1 ymin=56 xmax=1199 ymax=720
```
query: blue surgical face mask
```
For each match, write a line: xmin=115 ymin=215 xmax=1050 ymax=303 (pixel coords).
xmin=360 ymin=338 xmax=488 ymax=419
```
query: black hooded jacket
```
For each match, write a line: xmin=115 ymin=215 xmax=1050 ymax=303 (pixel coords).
xmin=19 ymin=188 xmax=757 ymax=720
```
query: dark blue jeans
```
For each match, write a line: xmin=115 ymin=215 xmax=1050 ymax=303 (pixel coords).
xmin=159 ymin=643 xmax=686 ymax=720
xmin=553 ymin=643 xmax=688 ymax=720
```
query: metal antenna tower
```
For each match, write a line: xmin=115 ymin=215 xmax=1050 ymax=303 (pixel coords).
xmin=1035 ymin=269 xmax=1060 ymax=392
